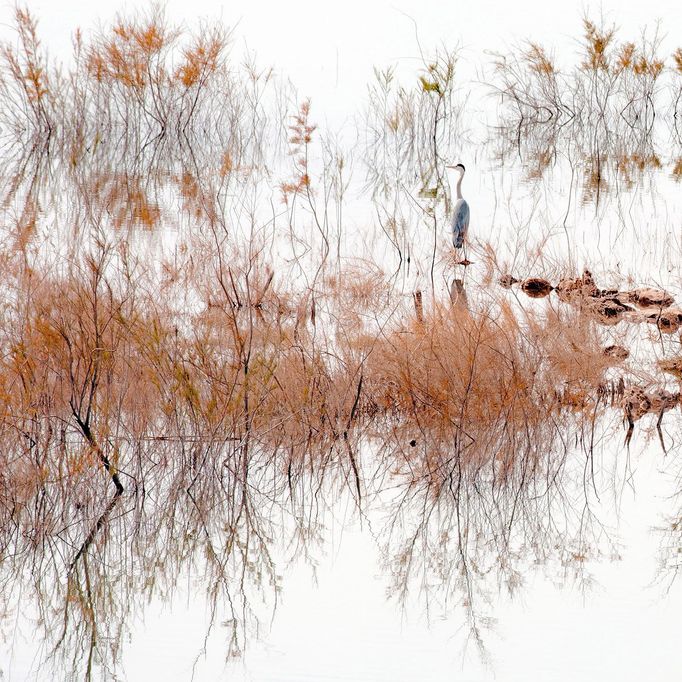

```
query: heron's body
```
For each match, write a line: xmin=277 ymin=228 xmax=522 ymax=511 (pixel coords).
xmin=451 ymin=198 xmax=470 ymax=248
xmin=447 ymin=163 xmax=469 ymax=250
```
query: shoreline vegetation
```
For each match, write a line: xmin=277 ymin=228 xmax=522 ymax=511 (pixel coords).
xmin=1 ymin=6 xmax=682 ymax=678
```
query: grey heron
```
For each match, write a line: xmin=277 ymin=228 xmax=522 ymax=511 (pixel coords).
xmin=446 ymin=163 xmax=470 ymax=250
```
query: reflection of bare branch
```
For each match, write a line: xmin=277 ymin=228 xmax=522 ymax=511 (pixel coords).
xmin=67 ymin=481 xmax=122 ymax=574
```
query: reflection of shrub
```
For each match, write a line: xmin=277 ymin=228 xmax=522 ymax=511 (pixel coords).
xmin=492 ymin=15 xmax=681 ymax=192
xmin=363 ymin=298 xmax=613 ymax=477
xmin=494 ymin=15 xmax=669 ymax=125
xmin=0 ymin=6 xmax=230 ymax=143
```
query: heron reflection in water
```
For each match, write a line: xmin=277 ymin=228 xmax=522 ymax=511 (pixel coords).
xmin=450 ymin=278 xmax=469 ymax=309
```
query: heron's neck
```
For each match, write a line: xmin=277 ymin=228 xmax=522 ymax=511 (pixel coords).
xmin=455 ymin=173 xmax=464 ymax=200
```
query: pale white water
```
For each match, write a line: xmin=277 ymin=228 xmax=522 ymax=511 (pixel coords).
xmin=2 ymin=0 xmax=682 ymax=680
xmin=220 ymin=459 xmax=681 ymax=682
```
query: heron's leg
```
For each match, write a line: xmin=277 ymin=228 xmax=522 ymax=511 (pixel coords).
xmin=657 ymin=409 xmax=667 ymax=454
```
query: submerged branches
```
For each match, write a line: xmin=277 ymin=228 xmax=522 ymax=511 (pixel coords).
xmin=363 ymin=49 xmax=463 ymax=276
xmin=494 ymin=17 xmax=668 ymax=131
xmin=364 ymin=50 xmax=461 ymax=200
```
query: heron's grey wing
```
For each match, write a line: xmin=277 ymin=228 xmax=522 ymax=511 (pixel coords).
xmin=452 ymin=200 xmax=470 ymax=248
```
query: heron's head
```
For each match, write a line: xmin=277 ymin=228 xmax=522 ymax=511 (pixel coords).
xmin=446 ymin=163 xmax=466 ymax=174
